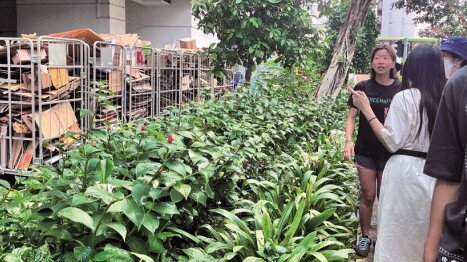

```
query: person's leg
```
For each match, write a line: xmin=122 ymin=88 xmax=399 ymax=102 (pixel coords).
xmin=357 ymin=164 xmax=378 ymax=237
xmin=376 ymin=171 xmax=383 ymax=199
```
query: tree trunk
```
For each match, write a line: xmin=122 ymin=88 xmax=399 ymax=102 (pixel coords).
xmin=314 ymin=0 xmax=373 ymax=99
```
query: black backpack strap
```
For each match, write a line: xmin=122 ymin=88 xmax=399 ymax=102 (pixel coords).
xmin=393 ymin=149 xmax=428 ymax=159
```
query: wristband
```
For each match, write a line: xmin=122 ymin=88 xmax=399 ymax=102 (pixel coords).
xmin=368 ymin=116 xmax=377 ymax=123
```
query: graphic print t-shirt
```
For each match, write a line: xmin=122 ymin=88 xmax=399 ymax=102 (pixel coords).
xmin=347 ymin=78 xmax=402 ymax=160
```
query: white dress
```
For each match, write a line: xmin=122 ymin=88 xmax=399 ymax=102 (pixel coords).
xmin=374 ymin=89 xmax=436 ymax=262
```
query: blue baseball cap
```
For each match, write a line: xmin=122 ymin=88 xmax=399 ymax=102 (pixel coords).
xmin=440 ymin=36 xmax=467 ymax=61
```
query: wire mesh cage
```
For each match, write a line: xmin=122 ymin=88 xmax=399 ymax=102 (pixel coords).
xmin=91 ymin=41 xmax=126 ymax=129
xmin=180 ymin=51 xmax=200 ymax=105
xmin=125 ymin=45 xmax=155 ymax=122
xmin=0 ymin=36 xmax=89 ymax=174
xmin=199 ymin=52 xmax=213 ymax=101
xmin=157 ymin=49 xmax=181 ymax=115
xmin=213 ymin=67 xmax=233 ymax=99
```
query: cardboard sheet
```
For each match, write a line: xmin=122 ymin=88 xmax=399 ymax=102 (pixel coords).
xmin=22 ymin=101 xmax=79 ymax=140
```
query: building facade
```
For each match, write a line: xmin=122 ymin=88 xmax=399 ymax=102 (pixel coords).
xmin=0 ymin=0 xmax=217 ymax=48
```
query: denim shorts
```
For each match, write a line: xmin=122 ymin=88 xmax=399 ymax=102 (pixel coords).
xmin=354 ymin=155 xmax=388 ymax=172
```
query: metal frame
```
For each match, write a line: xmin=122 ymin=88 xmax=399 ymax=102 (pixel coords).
xmin=199 ymin=52 xmax=214 ymax=101
xmin=125 ymin=45 xmax=155 ymax=122
xmin=180 ymin=51 xmax=200 ymax=105
xmin=1 ymin=38 xmax=233 ymax=175
xmin=91 ymin=41 xmax=126 ymax=128
xmin=0 ymin=36 xmax=89 ymax=174
xmin=157 ymin=49 xmax=181 ymax=115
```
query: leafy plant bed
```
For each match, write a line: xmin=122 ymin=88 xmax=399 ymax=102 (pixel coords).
xmin=0 ymin=65 xmax=357 ymax=261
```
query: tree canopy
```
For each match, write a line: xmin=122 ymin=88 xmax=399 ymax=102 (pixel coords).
xmin=192 ymin=0 xmax=320 ymax=80
xmin=393 ymin=0 xmax=467 ymax=37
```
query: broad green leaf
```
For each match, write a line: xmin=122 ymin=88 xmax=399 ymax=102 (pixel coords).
xmin=243 ymin=257 xmax=266 ymax=262
xmin=288 ymin=232 xmax=317 ymax=262
xmin=282 ymin=196 xmax=306 ymax=245
xmin=135 ymin=162 xmax=160 ymax=177
xmin=71 ymin=193 xmax=95 ymax=206
xmin=122 ymin=198 xmax=145 ymax=228
xmin=142 ymin=212 xmax=160 ymax=233
xmin=86 ymin=158 xmax=100 ymax=174
xmin=178 ymin=131 xmax=194 ymax=139
xmin=96 ymin=159 xmax=114 ymax=183
xmin=0 ymin=179 xmax=10 ymax=189
xmin=168 ymin=226 xmax=201 ymax=244
xmin=131 ymin=252 xmax=155 ymax=262
xmin=154 ymin=202 xmax=179 ymax=215
xmin=261 ymin=210 xmax=273 ymax=240
xmin=160 ymin=171 xmax=183 ymax=186
xmin=127 ymin=234 xmax=148 ymax=254
xmin=85 ymin=185 xmax=117 ymax=205
xmin=94 ymin=244 xmax=132 ymax=261
xmin=74 ymin=246 xmax=93 ymax=262
xmin=307 ymin=208 xmax=336 ymax=230
xmin=131 ymin=182 xmax=151 ymax=204
xmin=44 ymin=228 xmax=73 ymax=241
xmin=107 ymin=223 xmax=127 ymax=241
xmin=174 ymin=183 xmax=191 ymax=199
xmin=58 ymin=207 xmax=95 ymax=232
xmin=205 ymin=242 xmax=231 ymax=253
xmin=188 ymin=150 xmax=206 ymax=165
xmin=148 ymin=235 xmax=166 ymax=253
xmin=166 ymin=160 xmax=187 ymax=176
xmin=108 ymin=199 xmax=125 ymax=213
xmin=170 ymin=188 xmax=184 ymax=203
xmin=190 ymin=191 xmax=207 ymax=206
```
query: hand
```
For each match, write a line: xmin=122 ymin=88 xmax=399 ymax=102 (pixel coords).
xmin=348 ymin=87 xmax=371 ymax=113
xmin=343 ymin=142 xmax=355 ymax=161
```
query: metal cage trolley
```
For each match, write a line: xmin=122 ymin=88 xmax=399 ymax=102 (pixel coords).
xmin=91 ymin=41 xmax=126 ymax=128
xmin=0 ymin=36 xmax=90 ymax=174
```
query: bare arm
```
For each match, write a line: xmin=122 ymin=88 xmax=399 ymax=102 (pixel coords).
xmin=423 ymin=179 xmax=461 ymax=261
xmin=343 ymin=107 xmax=358 ymax=160
xmin=347 ymin=88 xmax=386 ymax=144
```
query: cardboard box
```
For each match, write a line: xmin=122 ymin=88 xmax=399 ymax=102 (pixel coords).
xmin=22 ymin=101 xmax=79 ymax=140
xmin=49 ymin=28 xmax=104 ymax=45
xmin=49 ymin=68 xmax=70 ymax=89
xmin=22 ymin=71 xmax=53 ymax=90
xmin=108 ymin=71 xmax=123 ymax=94
xmin=12 ymin=48 xmax=47 ymax=65
xmin=179 ymin=38 xmax=196 ymax=49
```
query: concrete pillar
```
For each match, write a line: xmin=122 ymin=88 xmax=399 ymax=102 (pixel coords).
xmin=17 ymin=0 xmax=125 ymax=35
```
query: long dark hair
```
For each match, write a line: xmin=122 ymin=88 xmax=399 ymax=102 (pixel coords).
xmin=401 ymin=44 xmax=447 ymax=137
xmin=370 ymin=44 xmax=398 ymax=80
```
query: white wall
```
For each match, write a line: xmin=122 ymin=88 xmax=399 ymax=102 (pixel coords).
xmin=17 ymin=0 xmax=125 ymax=35
xmin=126 ymin=0 xmax=191 ymax=47
xmin=126 ymin=0 xmax=217 ymax=48
xmin=0 ymin=0 xmax=17 ymax=37
xmin=191 ymin=17 xmax=218 ymax=48
xmin=381 ymin=0 xmax=416 ymax=37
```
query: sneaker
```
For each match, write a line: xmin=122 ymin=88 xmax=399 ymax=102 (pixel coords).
xmin=356 ymin=236 xmax=372 ymax=257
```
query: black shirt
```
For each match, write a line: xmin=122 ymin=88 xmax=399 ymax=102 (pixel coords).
xmin=424 ymin=66 xmax=467 ymax=259
xmin=348 ymin=78 xmax=402 ymax=160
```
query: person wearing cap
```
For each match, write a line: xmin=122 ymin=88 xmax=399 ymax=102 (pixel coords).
xmin=423 ymin=36 xmax=467 ymax=262
xmin=440 ymin=36 xmax=467 ymax=78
